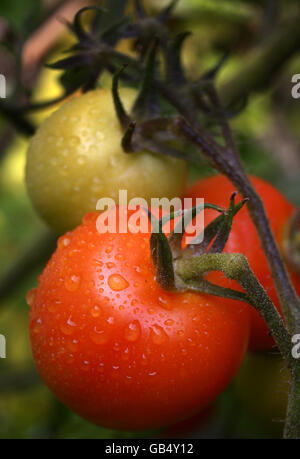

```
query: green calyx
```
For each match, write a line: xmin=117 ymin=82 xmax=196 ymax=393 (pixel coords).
xmin=149 ymin=193 xmax=248 ymax=296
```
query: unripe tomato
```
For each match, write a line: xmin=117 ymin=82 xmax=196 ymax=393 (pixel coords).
xmin=184 ymin=175 xmax=300 ymax=351
xmin=234 ymin=351 xmax=289 ymax=436
xmin=28 ymin=208 xmax=250 ymax=430
xmin=25 ymin=88 xmax=187 ymax=233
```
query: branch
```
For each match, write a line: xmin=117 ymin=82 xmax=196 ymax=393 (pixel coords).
xmin=175 ymin=252 xmax=293 ymax=367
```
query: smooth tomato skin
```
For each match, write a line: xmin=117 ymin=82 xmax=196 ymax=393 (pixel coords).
xmin=29 ymin=209 xmax=250 ymax=430
xmin=26 ymin=87 xmax=187 ymax=234
xmin=184 ymin=175 xmax=300 ymax=351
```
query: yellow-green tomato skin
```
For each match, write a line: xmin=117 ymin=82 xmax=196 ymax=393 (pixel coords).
xmin=26 ymin=88 xmax=187 ymax=233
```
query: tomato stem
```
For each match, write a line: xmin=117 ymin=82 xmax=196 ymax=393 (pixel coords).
xmin=175 ymin=253 xmax=293 ymax=367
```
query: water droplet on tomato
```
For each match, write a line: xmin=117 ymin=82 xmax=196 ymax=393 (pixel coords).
xmin=65 ymin=274 xmax=80 ymax=292
xmin=158 ymin=296 xmax=172 ymax=310
xmin=108 ymin=274 xmax=129 ymax=291
xmin=57 ymin=236 xmax=70 ymax=249
xmin=91 ymin=326 xmax=108 ymax=344
xmin=150 ymin=325 xmax=168 ymax=345
xmin=90 ymin=305 xmax=101 ymax=318
xmin=164 ymin=319 xmax=174 ymax=326
xmin=106 ymin=262 xmax=115 ymax=269
xmin=124 ymin=321 xmax=141 ymax=342
xmin=32 ymin=317 xmax=42 ymax=334
xmin=47 ymin=300 xmax=61 ymax=313
xmin=67 ymin=338 xmax=79 ymax=352
xmin=26 ymin=289 xmax=36 ymax=308
xmin=141 ymin=353 xmax=148 ymax=365
xmin=60 ymin=316 xmax=77 ymax=335
xmin=148 ymin=371 xmax=157 ymax=377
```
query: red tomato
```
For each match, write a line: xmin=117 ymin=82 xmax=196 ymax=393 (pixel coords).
xmin=184 ymin=175 xmax=300 ymax=351
xmin=28 ymin=208 xmax=250 ymax=430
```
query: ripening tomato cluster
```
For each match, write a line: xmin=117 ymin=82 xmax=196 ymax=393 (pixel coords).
xmin=26 ymin=88 xmax=299 ymax=431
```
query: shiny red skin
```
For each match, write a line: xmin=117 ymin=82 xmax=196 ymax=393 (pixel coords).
xmin=185 ymin=175 xmax=300 ymax=351
xmin=29 ymin=208 xmax=250 ymax=430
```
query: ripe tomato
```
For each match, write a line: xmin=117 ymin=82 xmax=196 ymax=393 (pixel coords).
xmin=25 ymin=88 xmax=187 ymax=233
xmin=184 ymin=174 xmax=300 ymax=351
xmin=28 ymin=208 xmax=250 ymax=430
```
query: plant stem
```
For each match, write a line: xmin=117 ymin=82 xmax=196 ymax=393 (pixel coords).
xmin=174 ymin=117 xmax=300 ymax=336
xmin=175 ymin=252 xmax=293 ymax=367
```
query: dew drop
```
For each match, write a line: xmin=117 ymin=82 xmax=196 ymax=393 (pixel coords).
xmin=60 ymin=317 xmax=76 ymax=335
xmin=91 ymin=326 xmax=108 ymax=345
xmin=141 ymin=353 xmax=148 ymax=365
xmin=106 ymin=262 xmax=115 ymax=269
xmin=65 ymin=274 xmax=80 ymax=292
xmin=148 ymin=371 xmax=157 ymax=377
xmin=57 ymin=236 xmax=70 ymax=249
xmin=150 ymin=325 xmax=168 ymax=345
xmin=122 ymin=347 xmax=129 ymax=360
xmin=108 ymin=274 xmax=129 ymax=291
xmin=47 ymin=300 xmax=61 ymax=313
xmin=26 ymin=289 xmax=36 ymax=308
xmin=113 ymin=342 xmax=120 ymax=351
xmin=68 ymin=338 xmax=79 ymax=352
xmin=158 ymin=296 xmax=172 ymax=310
xmin=32 ymin=318 xmax=42 ymax=334
xmin=164 ymin=319 xmax=174 ymax=327
xmin=77 ymin=156 xmax=85 ymax=165
xmin=124 ymin=321 xmax=141 ymax=342
xmin=90 ymin=305 xmax=101 ymax=318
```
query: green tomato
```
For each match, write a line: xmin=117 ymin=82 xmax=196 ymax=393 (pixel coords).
xmin=25 ymin=88 xmax=187 ymax=233
xmin=234 ymin=351 xmax=290 ymax=436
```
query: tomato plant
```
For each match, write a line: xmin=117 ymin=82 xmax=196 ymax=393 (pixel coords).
xmin=28 ymin=207 xmax=250 ymax=430
xmin=25 ymin=88 xmax=187 ymax=233
xmin=184 ymin=174 xmax=300 ymax=351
